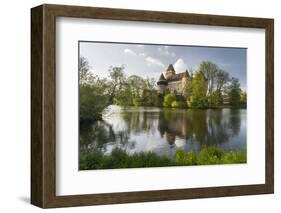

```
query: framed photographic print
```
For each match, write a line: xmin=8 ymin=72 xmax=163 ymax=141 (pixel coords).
xmin=31 ymin=4 xmax=274 ymax=208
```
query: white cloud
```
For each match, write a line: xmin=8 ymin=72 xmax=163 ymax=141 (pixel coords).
xmin=157 ymin=47 xmax=166 ymax=55
xmin=174 ymin=58 xmax=188 ymax=72
xmin=124 ymin=48 xmax=136 ymax=55
xmin=158 ymin=46 xmax=176 ymax=58
xmin=139 ymin=52 xmax=147 ymax=57
xmin=145 ymin=56 xmax=165 ymax=68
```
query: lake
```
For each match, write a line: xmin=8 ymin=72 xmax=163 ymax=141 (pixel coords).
xmin=80 ymin=105 xmax=246 ymax=160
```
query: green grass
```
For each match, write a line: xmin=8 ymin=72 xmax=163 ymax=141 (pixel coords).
xmin=79 ymin=147 xmax=246 ymax=170
xmin=175 ymin=146 xmax=246 ymax=165
xmin=79 ymin=148 xmax=176 ymax=170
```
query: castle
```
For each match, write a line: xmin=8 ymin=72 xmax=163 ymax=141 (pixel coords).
xmin=157 ymin=64 xmax=190 ymax=95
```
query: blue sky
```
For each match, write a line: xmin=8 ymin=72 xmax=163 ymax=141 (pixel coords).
xmin=79 ymin=41 xmax=247 ymax=90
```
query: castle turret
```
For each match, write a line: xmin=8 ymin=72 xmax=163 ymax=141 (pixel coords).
xmin=165 ymin=64 xmax=176 ymax=80
xmin=157 ymin=73 xmax=167 ymax=94
xmin=157 ymin=64 xmax=191 ymax=95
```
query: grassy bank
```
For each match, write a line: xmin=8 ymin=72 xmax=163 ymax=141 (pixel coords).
xmin=80 ymin=147 xmax=246 ymax=170
xmin=175 ymin=147 xmax=246 ymax=166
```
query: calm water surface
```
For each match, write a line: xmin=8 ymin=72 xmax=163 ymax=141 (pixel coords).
xmin=80 ymin=105 xmax=246 ymax=159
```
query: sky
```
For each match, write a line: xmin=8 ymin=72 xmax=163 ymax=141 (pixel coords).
xmin=79 ymin=41 xmax=247 ymax=90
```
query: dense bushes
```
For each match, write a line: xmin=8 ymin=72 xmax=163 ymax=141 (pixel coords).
xmin=163 ymin=93 xmax=176 ymax=107
xmin=80 ymin=84 xmax=108 ymax=121
xmin=163 ymin=93 xmax=186 ymax=108
xmin=171 ymin=100 xmax=186 ymax=108
xmin=79 ymin=148 xmax=175 ymax=170
xmin=79 ymin=146 xmax=246 ymax=170
xmin=175 ymin=147 xmax=246 ymax=165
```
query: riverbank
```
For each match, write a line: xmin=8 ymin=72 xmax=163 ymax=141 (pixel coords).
xmin=79 ymin=146 xmax=246 ymax=170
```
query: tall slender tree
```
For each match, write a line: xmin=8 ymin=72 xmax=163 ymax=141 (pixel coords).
xmin=225 ymin=77 xmax=242 ymax=106
xmin=199 ymin=61 xmax=218 ymax=95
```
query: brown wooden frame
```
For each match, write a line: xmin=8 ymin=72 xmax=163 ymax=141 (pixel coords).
xmin=31 ymin=4 xmax=274 ymax=208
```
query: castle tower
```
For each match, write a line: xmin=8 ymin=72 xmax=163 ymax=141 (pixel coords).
xmin=157 ymin=73 xmax=167 ymax=94
xmin=165 ymin=64 xmax=176 ymax=80
xmin=181 ymin=70 xmax=190 ymax=85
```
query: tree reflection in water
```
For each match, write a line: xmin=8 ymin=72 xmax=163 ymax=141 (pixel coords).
xmin=80 ymin=106 xmax=246 ymax=156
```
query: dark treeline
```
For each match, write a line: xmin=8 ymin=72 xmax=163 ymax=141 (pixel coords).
xmin=79 ymin=57 xmax=247 ymax=122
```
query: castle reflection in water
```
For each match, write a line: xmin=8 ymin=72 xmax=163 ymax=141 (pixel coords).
xmin=80 ymin=106 xmax=246 ymax=156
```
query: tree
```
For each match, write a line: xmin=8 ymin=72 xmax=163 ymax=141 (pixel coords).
xmin=79 ymin=57 xmax=109 ymax=121
xmin=140 ymin=89 xmax=160 ymax=106
xmin=163 ymin=93 xmax=176 ymax=107
xmin=113 ymin=75 xmax=160 ymax=107
xmin=79 ymin=56 xmax=95 ymax=85
xmin=199 ymin=61 xmax=219 ymax=95
xmin=225 ymin=77 xmax=242 ymax=107
xmin=114 ymin=83 xmax=134 ymax=106
xmin=208 ymin=90 xmax=223 ymax=108
xmin=107 ymin=65 xmax=126 ymax=104
xmin=80 ymin=80 xmax=108 ymax=121
xmin=240 ymin=91 xmax=247 ymax=108
xmin=188 ymin=72 xmax=208 ymax=108
xmin=215 ymin=69 xmax=230 ymax=92
xmin=127 ymin=75 xmax=146 ymax=98
xmin=145 ymin=77 xmax=156 ymax=90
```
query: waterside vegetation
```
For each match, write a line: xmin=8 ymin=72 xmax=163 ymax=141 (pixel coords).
xmin=80 ymin=146 xmax=246 ymax=170
xmin=79 ymin=57 xmax=247 ymax=122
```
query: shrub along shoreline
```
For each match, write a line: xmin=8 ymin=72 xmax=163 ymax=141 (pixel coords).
xmin=79 ymin=146 xmax=246 ymax=170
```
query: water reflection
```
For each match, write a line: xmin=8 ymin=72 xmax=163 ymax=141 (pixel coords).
xmin=80 ymin=106 xmax=246 ymax=157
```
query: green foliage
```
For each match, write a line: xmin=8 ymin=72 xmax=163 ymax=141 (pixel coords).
xmin=137 ymin=90 xmax=160 ymax=107
xmin=240 ymin=91 xmax=247 ymax=108
xmin=199 ymin=61 xmax=219 ymax=95
xmin=79 ymin=56 xmax=246 ymax=123
xmin=80 ymin=148 xmax=176 ymax=170
xmin=79 ymin=57 xmax=95 ymax=85
xmin=79 ymin=57 xmax=161 ymax=122
xmin=79 ymin=57 xmax=110 ymax=121
xmin=163 ymin=93 xmax=176 ymax=107
xmin=196 ymin=146 xmax=224 ymax=164
xmin=188 ymin=72 xmax=208 ymax=108
xmin=208 ymin=90 xmax=223 ymax=108
xmin=225 ymin=77 xmax=242 ymax=107
xmin=107 ymin=65 xmax=126 ymax=104
xmin=175 ymin=149 xmax=197 ymax=165
xmin=221 ymin=149 xmax=247 ymax=163
xmin=114 ymin=84 xmax=134 ymax=106
xmin=79 ymin=83 xmax=108 ymax=121
xmin=175 ymin=147 xmax=246 ymax=165
xmin=216 ymin=69 xmax=230 ymax=91
xmin=171 ymin=100 xmax=186 ymax=108
xmin=113 ymin=73 xmax=160 ymax=107
xmin=132 ymin=97 xmax=143 ymax=106
xmin=80 ymin=146 xmax=247 ymax=170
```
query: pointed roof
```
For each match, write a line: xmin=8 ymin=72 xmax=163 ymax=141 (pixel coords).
xmin=157 ymin=73 xmax=168 ymax=85
xmin=166 ymin=64 xmax=175 ymax=72
xmin=158 ymin=73 xmax=166 ymax=81
xmin=175 ymin=70 xmax=189 ymax=79
xmin=164 ymin=70 xmax=190 ymax=82
xmin=185 ymin=70 xmax=190 ymax=78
